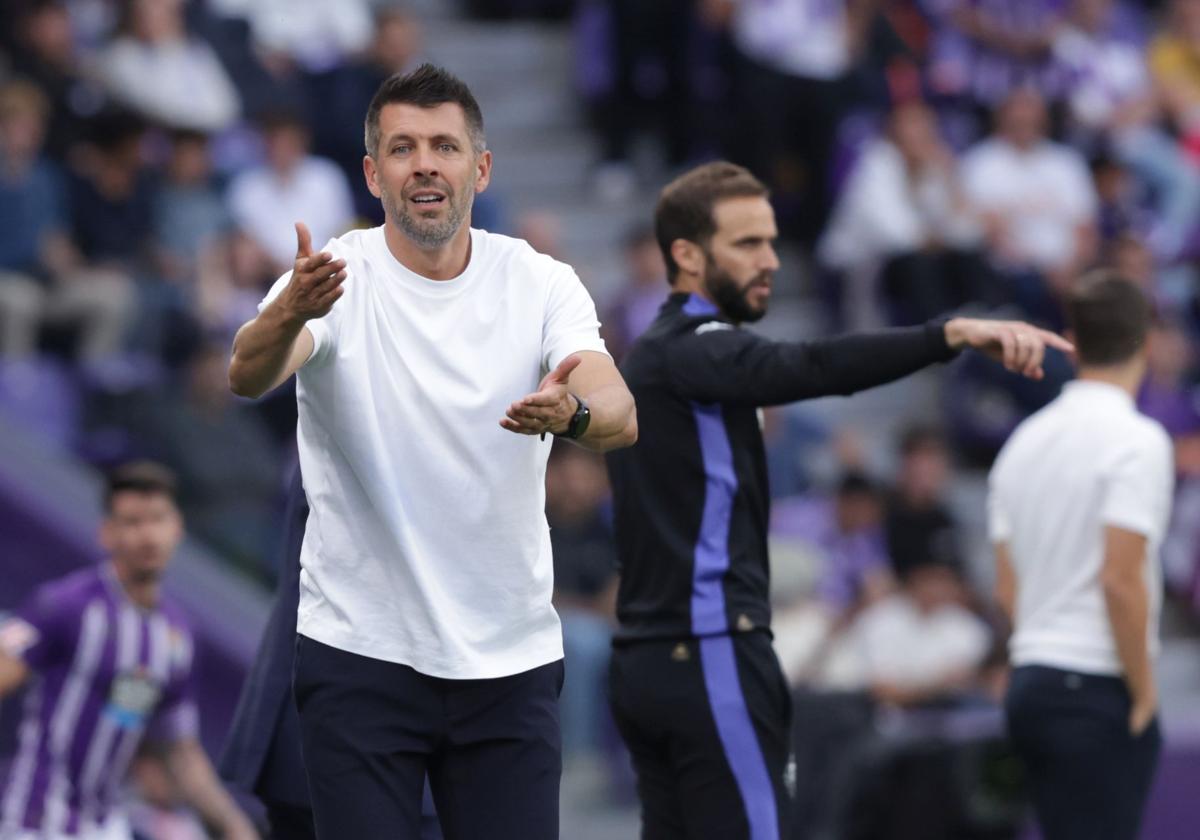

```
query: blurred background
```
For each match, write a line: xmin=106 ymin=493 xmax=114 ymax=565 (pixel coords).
xmin=2 ymin=0 xmax=1200 ymax=837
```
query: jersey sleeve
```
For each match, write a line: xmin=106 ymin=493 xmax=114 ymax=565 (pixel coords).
xmin=541 ymin=265 xmax=610 ymax=371
xmin=257 ymin=237 xmax=343 ymax=366
xmin=663 ymin=319 xmax=956 ymax=406
xmin=0 ymin=585 xmax=76 ymax=672
xmin=1100 ymin=427 xmax=1175 ymax=537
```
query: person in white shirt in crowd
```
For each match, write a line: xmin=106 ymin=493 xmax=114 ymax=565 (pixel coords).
xmin=93 ymin=0 xmax=239 ymax=133
xmin=1054 ymin=0 xmax=1200 ymax=261
xmin=227 ymin=110 xmax=356 ymax=277
xmin=961 ymin=88 xmax=1099 ymax=326
xmin=820 ymin=100 xmax=990 ymax=326
xmin=990 ymin=271 xmax=1173 ymax=840
xmin=847 ymin=560 xmax=992 ymax=708
xmin=204 ymin=0 xmax=374 ymax=74
xmin=701 ymin=0 xmax=876 ymax=245
xmin=226 ymin=64 xmax=637 ymax=840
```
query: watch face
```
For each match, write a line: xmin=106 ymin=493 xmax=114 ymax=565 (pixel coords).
xmin=573 ymin=403 xmax=591 ymax=438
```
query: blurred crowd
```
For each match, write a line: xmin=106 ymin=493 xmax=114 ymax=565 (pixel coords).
xmin=3 ymin=0 xmax=1200 ymax=833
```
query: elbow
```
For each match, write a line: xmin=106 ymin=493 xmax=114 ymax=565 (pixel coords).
xmin=618 ymin=413 xmax=638 ymax=449
xmin=227 ymin=361 xmax=263 ymax=400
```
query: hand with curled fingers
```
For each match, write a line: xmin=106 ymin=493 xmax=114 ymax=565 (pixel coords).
xmin=276 ymin=222 xmax=348 ymax=323
xmin=500 ymin=355 xmax=581 ymax=437
xmin=944 ymin=317 xmax=1075 ymax=381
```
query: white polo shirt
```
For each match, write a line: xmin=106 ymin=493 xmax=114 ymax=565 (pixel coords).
xmin=260 ymin=225 xmax=609 ymax=679
xmin=988 ymin=380 xmax=1174 ymax=676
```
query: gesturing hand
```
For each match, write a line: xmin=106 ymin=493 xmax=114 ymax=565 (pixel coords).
xmin=500 ymin=355 xmax=582 ymax=437
xmin=277 ymin=222 xmax=347 ymax=322
xmin=945 ymin=318 xmax=1075 ymax=380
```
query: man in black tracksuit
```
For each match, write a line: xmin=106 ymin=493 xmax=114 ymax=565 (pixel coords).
xmin=604 ymin=162 xmax=1071 ymax=840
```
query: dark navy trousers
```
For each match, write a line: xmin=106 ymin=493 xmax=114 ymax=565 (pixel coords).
xmin=609 ymin=630 xmax=794 ymax=839
xmin=1005 ymin=664 xmax=1161 ymax=840
xmin=294 ymin=635 xmax=563 ymax=840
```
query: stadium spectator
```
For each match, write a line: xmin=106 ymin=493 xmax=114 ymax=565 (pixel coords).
xmin=586 ymin=0 xmax=698 ymax=198
xmin=546 ymin=443 xmax=619 ymax=759
xmin=0 ymin=462 xmax=259 ymax=840
xmin=5 ymin=0 xmax=108 ymax=162
xmin=0 ymin=81 xmax=133 ymax=360
xmin=1150 ymin=0 xmax=1200 ymax=162
xmin=820 ymin=100 xmax=992 ymax=326
xmin=226 ymin=110 xmax=355 ymax=276
xmin=600 ymin=225 xmax=668 ymax=362
xmin=205 ymin=0 xmax=374 ymax=74
xmin=143 ymin=342 xmax=281 ymax=579
xmin=702 ymin=0 xmax=877 ymax=245
xmin=884 ymin=426 xmax=964 ymax=581
xmin=848 ymin=560 xmax=992 ymax=707
xmin=1055 ymin=0 xmax=1200 ymax=261
xmin=305 ymin=6 xmax=426 ymax=222
xmin=925 ymin=0 xmax=1072 ymax=109
xmin=769 ymin=471 xmax=895 ymax=685
xmin=961 ymin=88 xmax=1099 ymax=326
xmin=153 ymin=130 xmax=232 ymax=283
xmin=93 ymin=0 xmax=240 ymax=133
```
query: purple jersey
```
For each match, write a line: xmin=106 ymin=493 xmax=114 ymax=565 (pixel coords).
xmin=0 ymin=565 xmax=197 ymax=837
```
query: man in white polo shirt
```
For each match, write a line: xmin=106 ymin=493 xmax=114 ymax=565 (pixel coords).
xmin=226 ymin=64 xmax=637 ymax=839
xmin=988 ymin=271 xmax=1173 ymax=840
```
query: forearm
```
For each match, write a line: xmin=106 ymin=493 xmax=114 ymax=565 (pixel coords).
xmin=575 ymin=383 xmax=637 ymax=452
xmin=1104 ymin=577 xmax=1154 ymax=703
xmin=228 ymin=302 xmax=307 ymax=398
xmin=769 ymin=321 xmax=954 ymax=404
xmin=169 ymin=743 xmax=255 ymax=837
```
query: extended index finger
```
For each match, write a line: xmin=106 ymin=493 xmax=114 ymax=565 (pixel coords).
xmin=295 ymin=222 xmax=313 ymax=259
xmin=1035 ymin=328 xmax=1074 ymax=355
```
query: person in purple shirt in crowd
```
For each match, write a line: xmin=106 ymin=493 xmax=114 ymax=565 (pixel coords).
xmin=0 ymin=462 xmax=258 ymax=840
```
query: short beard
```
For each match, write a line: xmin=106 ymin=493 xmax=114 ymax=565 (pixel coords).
xmin=705 ymin=253 xmax=769 ymax=324
xmin=383 ymin=181 xmax=473 ymax=251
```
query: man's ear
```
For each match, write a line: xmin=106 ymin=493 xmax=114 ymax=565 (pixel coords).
xmin=363 ymin=154 xmax=382 ymax=199
xmin=670 ymin=239 xmax=704 ymax=279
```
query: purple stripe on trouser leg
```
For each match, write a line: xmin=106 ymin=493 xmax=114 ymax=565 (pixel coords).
xmin=689 ymin=402 xmax=737 ymax=636
xmin=699 ymin=635 xmax=779 ymax=840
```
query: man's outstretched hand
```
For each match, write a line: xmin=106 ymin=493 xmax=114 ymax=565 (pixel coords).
xmin=945 ymin=318 xmax=1075 ymax=380
xmin=276 ymin=222 xmax=347 ymax=323
xmin=501 ymin=354 xmax=582 ymax=437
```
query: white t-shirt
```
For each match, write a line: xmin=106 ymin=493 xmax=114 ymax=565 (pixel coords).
xmin=260 ymin=226 xmax=609 ymax=679
xmin=732 ymin=0 xmax=850 ymax=80
xmin=851 ymin=596 xmax=991 ymax=691
xmin=961 ymin=137 xmax=1098 ymax=272
xmin=988 ymin=381 xmax=1174 ymax=676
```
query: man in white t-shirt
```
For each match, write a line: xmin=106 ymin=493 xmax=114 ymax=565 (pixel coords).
xmin=988 ymin=272 xmax=1173 ymax=840
xmin=226 ymin=64 xmax=637 ymax=840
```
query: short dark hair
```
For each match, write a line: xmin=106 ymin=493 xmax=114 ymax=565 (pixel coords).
xmin=104 ymin=461 xmax=178 ymax=513
xmin=364 ymin=63 xmax=485 ymax=158
xmin=654 ymin=162 xmax=769 ymax=284
xmin=1066 ymin=270 xmax=1152 ymax=366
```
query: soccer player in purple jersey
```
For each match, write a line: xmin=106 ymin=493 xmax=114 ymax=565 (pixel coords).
xmin=0 ymin=463 xmax=258 ymax=840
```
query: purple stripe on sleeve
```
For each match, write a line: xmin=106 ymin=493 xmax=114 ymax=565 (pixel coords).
xmin=690 ymin=401 xmax=738 ymax=636
xmin=699 ymin=635 xmax=779 ymax=840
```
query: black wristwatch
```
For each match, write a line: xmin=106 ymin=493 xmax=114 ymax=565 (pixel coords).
xmin=554 ymin=394 xmax=591 ymax=440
